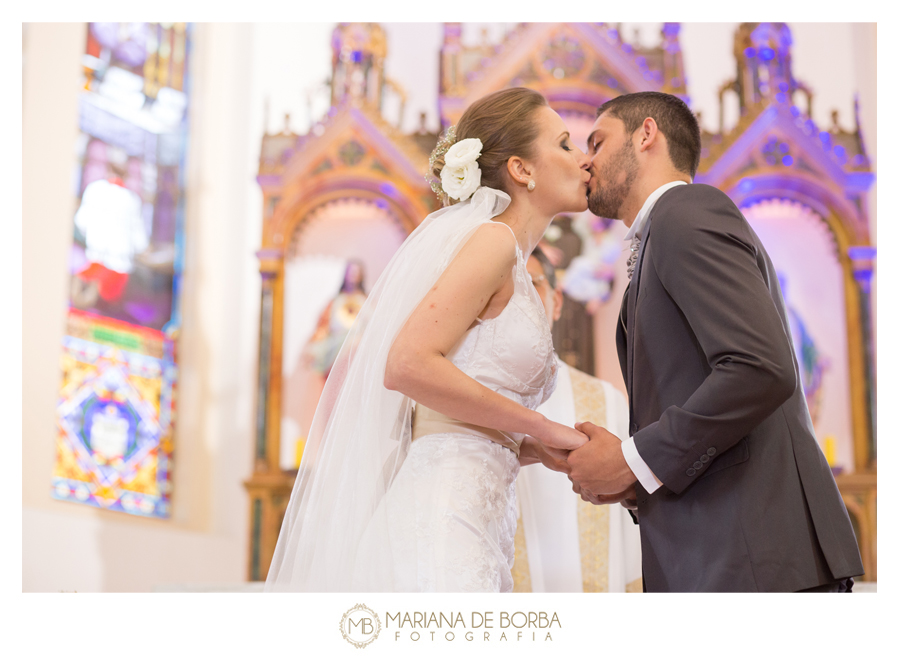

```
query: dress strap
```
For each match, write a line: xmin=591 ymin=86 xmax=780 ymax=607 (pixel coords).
xmin=491 ymin=220 xmax=521 ymax=256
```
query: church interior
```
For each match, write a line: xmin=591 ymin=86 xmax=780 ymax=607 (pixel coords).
xmin=22 ymin=22 xmax=876 ymax=596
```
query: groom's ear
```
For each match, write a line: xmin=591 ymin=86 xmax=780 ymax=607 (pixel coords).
xmin=636 ymin=117 xmax=660 ymax=153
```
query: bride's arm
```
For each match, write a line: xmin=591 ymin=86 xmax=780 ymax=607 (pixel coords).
xmin=384 ymin=222 xmax=586 ymax=451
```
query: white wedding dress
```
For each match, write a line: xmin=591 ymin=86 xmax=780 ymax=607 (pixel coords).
xmin=357 ymin=230 xmax=558 ymax=592
xmin=266 ymin=187 xmax=556 ymax=593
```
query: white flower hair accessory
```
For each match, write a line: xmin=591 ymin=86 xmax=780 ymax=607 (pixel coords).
xmin=441 ymin=137 xmax=482 ymax=201
xmin=440 ymin=138 xmax=483 ymax=202
xmin=427 ymin=127 xmax=483 ymax=204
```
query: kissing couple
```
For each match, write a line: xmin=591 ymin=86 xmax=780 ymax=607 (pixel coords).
xmin=265 ymin=87 xmax=863 ymax=593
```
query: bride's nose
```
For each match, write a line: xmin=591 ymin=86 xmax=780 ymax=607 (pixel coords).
xmin=578 ymin=150 xmax=590 ymax=170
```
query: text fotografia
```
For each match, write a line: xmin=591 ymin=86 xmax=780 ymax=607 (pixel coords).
xmin=386 ymin=611 xmax=561 ymax=642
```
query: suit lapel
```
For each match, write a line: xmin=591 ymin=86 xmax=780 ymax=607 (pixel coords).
xmin=625 ymin=217 xmax=652 ymax=402
xmin=616 ymin=282 xmax=629 ymax=383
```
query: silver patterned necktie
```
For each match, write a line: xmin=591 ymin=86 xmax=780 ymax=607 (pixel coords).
xmin=626 ymin=235 xmax=641 ymax=280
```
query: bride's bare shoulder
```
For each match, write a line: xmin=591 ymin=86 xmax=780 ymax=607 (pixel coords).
xmin=458 ymin=221 xmax=518 ymax=267
xmin=433 ymin=221 xmax=518 ymax=296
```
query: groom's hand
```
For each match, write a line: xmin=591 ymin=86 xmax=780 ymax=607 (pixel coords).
xmin=567 ymin=422 xmax=637 ymax=495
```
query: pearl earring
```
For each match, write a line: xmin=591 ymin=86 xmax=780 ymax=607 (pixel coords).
xmin=527 ymin=179 xmax=535 ymax=191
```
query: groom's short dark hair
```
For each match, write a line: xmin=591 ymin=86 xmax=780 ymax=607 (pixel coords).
xmin=596 ymin=92 xmax=701 ymax=178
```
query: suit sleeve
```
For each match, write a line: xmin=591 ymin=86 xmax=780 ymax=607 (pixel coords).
xmin=632 ymin=187 xmax=796 ymax=495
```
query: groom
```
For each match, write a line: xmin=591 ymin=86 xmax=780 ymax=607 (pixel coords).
xmin=566 ymin=91 xmax=864 ymax=592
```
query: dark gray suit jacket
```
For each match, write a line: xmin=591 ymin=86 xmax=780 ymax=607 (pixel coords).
xmin=616 ymin=183 xmax=863 ymax=592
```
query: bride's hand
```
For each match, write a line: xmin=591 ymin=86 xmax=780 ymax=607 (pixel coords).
xmin=518 ymin=436 xmax=570 ymax=473
xmin=543 ymin=445 xmax=571 ymax=463
xmin=534 ymin=417 xmax=589 ymax=451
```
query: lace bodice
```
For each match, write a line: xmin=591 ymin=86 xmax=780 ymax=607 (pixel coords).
xmin=445 ymin=224 xmax=558 ymax=448
xmin=371 ymin=226 xmax=559 ymax=592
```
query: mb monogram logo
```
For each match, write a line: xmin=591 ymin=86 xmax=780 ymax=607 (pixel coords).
xmin=340 ymin=604 xmax=382 ymax=648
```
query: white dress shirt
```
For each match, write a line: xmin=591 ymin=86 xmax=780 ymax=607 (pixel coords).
xmin=620 ymin=180 xmax=688 ymax=494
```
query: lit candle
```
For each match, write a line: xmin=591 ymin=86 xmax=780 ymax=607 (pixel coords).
xmin=823 ymin=435 xmax=837 ymax=467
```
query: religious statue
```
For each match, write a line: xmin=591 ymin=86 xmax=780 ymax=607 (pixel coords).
xmin=779 ymin=272 xmax=828 ymax=425
xmin=304 ymin=260 xmax=368 ymax=377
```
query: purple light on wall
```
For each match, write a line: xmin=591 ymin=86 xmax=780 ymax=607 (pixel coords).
xmin=663 ymin=23 xmax=680 ymax=37
xmin=782 ymin=155 xmax=793 ymax=166
xmin=91 ymin=23 xmax=150 ymax=68
xmin=607 ymin=78 xmax=619 ymax=88
xmin=738 ymin=178 xmax=755 ymax=193
xmin=744 ymin=47 xmax=757 ymax=58
xmin=760 ymin=47 xmax=775 ymax=61
xmin=848 ymin=246 xmax=877 ymax=260
xmin=379 ymin=182 xmax=398 ymax=197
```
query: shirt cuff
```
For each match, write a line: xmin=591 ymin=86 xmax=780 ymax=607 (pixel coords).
xmin=621 ymin=436 xmax=663 ymax=494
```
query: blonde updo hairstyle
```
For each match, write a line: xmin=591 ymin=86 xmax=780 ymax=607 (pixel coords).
xmin=430 ymin=87 xmax=548 ymax=206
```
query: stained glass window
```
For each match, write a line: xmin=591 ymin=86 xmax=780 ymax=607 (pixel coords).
xmin=52 ymin=23 xmax=192 ymax=518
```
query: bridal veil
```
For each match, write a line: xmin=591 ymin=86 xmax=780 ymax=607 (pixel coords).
xmin=265 ymin=186 xmax=512 ymax=591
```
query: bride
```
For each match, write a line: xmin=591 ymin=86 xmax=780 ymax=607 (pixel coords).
xmin=266 ymin=87 xmax=592 ymax=592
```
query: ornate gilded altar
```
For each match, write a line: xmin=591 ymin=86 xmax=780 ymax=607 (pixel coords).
xmin=245 ymin=22 xmax=876 ymax=583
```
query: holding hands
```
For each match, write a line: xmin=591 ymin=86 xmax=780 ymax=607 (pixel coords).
xmin=527 ymin=420 xmax=639 ymax=510
xmin=568 ymin=422 xmax=637 ymax=495
xmin=518 ymin=436 xmax=571 ymax=473
xmin=519 ymin=416 xmax=587 ymax=473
